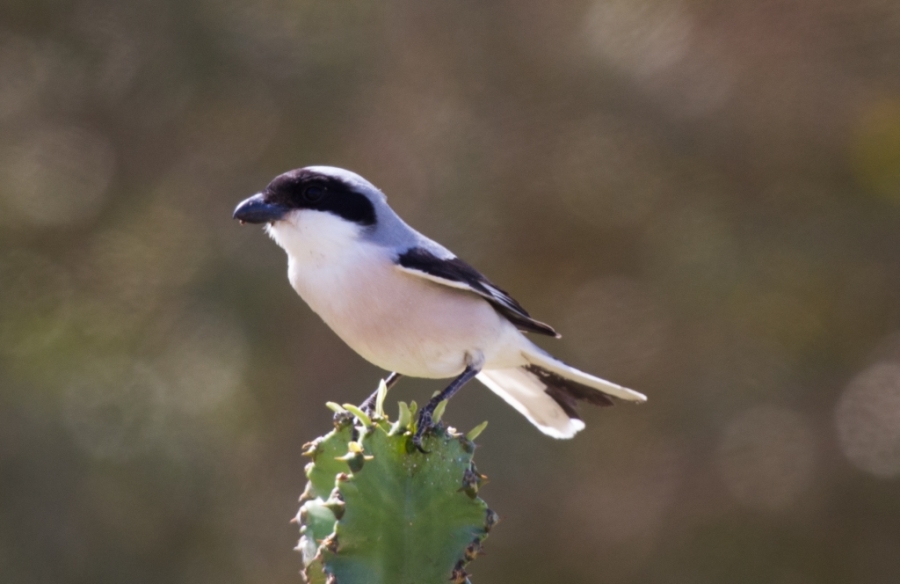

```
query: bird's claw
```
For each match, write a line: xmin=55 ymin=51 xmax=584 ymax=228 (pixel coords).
xmin=412 ymin=409 xmax=434 ymax=454
xmin=357 ymin=385 xmax=383 ymax=417
xmin=411 ymin=434 xmax=429 ymax=454
xmin=358 ymin=400 xmax=376 ymax=417
xmin=333 ymin=410 xmax=354 ymax=426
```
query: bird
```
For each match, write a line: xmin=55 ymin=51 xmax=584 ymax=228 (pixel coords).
xmin=234 ymin=166 xmax=646 ymax=450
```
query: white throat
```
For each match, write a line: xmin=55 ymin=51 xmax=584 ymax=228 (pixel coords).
xmin=265 ymin=209 xmax=390 ymax=334
xmin=265 ymin=209 xmax=368 ymax=269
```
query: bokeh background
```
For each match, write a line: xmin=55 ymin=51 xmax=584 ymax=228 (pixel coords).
xmin=2 ymin=0 xmax=900 ymax=582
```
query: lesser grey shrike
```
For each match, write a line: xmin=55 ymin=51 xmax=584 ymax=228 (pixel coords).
xmin=234 ymin=166 xmax=646 ymax=450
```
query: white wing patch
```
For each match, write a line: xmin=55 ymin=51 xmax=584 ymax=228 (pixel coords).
xmin=394 ymin=247 xmax=560 ymax=338
xmin=395 ymin=264 xmax=476 ymax=293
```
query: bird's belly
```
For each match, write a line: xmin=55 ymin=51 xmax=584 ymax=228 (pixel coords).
xmin=290 ymin=257 xmax=512 ymax=378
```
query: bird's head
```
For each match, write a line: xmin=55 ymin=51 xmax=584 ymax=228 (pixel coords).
xmin=234 ymin=166 xmax=390 ymax=257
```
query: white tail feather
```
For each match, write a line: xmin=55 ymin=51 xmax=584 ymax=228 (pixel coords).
xmin=521 ymin=347 xmax=647 ymax=403
xmin=475 ymin=344 xmax=647 ymax=438
xmin=477 ymin=369 xmax=586 ymax=439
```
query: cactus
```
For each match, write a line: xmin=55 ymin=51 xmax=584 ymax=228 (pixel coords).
xmin=295 ymin=383 xmax=496 ymax=584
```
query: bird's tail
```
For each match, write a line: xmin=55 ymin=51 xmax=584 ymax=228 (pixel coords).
xmin=476 ymin=347 xmax=647 ymax=439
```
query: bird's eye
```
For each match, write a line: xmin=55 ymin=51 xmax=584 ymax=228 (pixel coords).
xmin=303 ymin=186 xmax=325 ymax=202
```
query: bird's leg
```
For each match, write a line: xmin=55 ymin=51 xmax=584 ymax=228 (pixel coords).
xmin=413 ymin=363 xmax=481 ymax=453
xmin=359 ymin=372 xmax=403 ymax=415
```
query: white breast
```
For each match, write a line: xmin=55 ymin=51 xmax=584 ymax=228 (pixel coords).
xmin=266 ymin=210 xmax=525 ymax=378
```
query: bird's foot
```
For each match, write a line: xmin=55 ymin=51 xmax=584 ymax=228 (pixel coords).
xmin=358 ymin=396 xmax=376 ymax=417
xmin=411 ymin=408 xmax=435 ymax=454
xmin=333 ymin=409 xmax=355 ymax=426
xmin=358 ymin=373 xmax=401 ymax=417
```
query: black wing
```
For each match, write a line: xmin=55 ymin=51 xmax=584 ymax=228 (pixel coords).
xmin=395 ymin=247 xmax=560 ymax=337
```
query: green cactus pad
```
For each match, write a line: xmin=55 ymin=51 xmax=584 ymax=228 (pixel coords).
xmin=296 ymin=405 xmax=495 ymax=584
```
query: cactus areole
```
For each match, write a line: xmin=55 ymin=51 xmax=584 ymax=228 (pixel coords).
xmin=295 ymin=402 xmax=495 ymax=584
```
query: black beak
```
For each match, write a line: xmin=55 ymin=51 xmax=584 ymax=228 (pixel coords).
xmin=233 ymin=193 xmax=289 ymax=224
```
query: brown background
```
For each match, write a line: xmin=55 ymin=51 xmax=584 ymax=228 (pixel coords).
xmin=2 ymin=1 xmax=900 ymax=582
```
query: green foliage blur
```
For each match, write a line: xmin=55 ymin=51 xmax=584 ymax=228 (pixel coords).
xmin=2 ymin=1 xmax=900 ymax=583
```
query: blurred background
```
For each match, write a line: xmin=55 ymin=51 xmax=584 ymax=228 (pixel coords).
xmin=2 ymin=0 xmax=900 ymax=582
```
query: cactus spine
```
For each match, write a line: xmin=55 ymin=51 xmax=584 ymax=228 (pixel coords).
xmin=295 ymin=387 xmax=496 ymax=584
